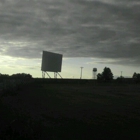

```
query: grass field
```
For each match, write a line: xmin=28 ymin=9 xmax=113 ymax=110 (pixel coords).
xmin=0 ymin=80 xmax=140 ymax=139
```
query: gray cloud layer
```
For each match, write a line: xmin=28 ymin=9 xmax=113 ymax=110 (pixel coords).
xmin=0 ymin=0 xmax=140 ymax=65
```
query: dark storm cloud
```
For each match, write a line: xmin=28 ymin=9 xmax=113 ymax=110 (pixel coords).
xmin=0 ymin=0 xmax=140 ymax=65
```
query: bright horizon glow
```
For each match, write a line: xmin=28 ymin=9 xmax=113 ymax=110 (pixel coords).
xmin=0 ymin=55 xmax=138 ymax=79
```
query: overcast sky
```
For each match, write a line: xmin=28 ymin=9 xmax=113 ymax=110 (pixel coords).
xmin=0 ymin=0 xmax=140 ymax=78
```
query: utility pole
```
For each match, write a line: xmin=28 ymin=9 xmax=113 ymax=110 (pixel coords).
xmin=121 ymin=71 xmax=123 ymax=77
xmin=80 ymin=67 xmax=83 ymax=79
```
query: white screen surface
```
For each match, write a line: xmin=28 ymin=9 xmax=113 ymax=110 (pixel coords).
xmin=41 ymin=51 xmax=62 ymax=72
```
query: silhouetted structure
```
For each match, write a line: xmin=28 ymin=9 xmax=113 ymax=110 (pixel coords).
xmin=80 ymin=67 xmax=83 ymax=79
xmin=41 ymin=51 xmax=63 ymax=79
xmin=93 ymin=68 xmax=97 ymax=79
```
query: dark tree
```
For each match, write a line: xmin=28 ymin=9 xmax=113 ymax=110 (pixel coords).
xmin=11 ymin=73 xmax=32 ymax=79
xmin=97 ymin=67 xmax=113 ymax=81
xmin=132 ymin=72 xmax=140 ymax=83
xmin=102 ymin=67 xmax=113 ymax=81
xmin=132 ymin=72 xmax=137 ymax=79
xmin=0 ymin=73 xmax=10 ymax=82
xmin=97 ymin=73 xmax=103 ymax=81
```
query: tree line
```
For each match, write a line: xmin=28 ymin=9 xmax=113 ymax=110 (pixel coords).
xmin=0 ymin=73 xmax=32 ymax=82
xmin=97 ymin=67 xmax=140 ymax=82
